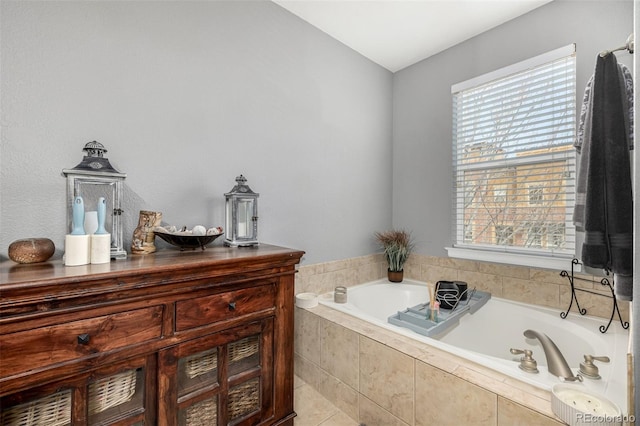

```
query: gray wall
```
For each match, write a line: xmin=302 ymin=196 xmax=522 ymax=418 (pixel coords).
xmin=0 ymin=0 xmax=634 ymax=265
xmin=392 ymin=0 xmax=633 ymax=257
xmin=0 ymin=0 xmax=393 ymax=265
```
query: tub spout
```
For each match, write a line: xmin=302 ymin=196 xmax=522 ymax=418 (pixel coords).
xmin=523 ymin=330 xmax=582 ymax=381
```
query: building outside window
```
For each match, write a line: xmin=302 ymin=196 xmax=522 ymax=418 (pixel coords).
xmin=448 ymin=45 xmax=576 ymax=269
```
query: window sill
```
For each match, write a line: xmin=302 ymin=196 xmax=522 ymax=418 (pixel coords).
xmin=445 ymin=247 xmax=578 ymax=272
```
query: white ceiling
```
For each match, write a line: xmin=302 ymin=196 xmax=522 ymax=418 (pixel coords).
xmin=272 ymin=0 xmax=553 ymax=72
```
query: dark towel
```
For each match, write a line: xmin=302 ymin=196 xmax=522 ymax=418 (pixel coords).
xmin=580 ymin=53 xmax=634 ymax=301
xmin=574 ymin=62 xmax=634 ymax=231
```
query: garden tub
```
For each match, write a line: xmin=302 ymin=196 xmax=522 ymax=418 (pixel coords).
xmin=318 ymin=278 xmax=629 ymax=413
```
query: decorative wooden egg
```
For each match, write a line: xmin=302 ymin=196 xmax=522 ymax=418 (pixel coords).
xmin=8 ymin=238 xmax=55 ymax=264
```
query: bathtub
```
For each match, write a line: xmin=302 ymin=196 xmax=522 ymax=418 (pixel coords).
xmin=318 ymin=278 xmax=629 ymax=413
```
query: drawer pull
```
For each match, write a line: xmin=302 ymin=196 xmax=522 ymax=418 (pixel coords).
xmin=77 ymin=333 xmax=91 ymax=345
xmin=228 ymin=302 xmax=236 ymax=311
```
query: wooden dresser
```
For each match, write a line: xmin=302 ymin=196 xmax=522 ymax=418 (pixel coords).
xmin=0 ymin=244 xmax=304 ymax=426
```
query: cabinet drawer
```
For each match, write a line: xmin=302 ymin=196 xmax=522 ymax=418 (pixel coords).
xmin=175 ymin=284 xmax=275 ymax=331
xmin=0 ymin=306 xmax=163 ymax=377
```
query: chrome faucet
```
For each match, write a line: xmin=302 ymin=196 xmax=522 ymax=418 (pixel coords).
xmin=523 ymin=329 xmax=582 ymax=382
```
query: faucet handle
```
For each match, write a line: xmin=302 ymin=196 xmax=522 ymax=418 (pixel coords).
xmin=586 ymin=355 xmax=610 ymax=363
xmin=510 ymin=348 xmax=539 ymax=373
xmin=579 ymin=354 xmax=610 ymax=379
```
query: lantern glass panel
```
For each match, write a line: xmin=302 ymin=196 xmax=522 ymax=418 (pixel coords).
xmin=237 ymin=199 xmax=254 ymax=238
xmin=73 ymin=180 xmax=116 ymax=244
xmin=225 ymin=199 xmax=232 ymax=239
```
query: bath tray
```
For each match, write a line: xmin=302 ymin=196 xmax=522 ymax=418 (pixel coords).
xmin=388 ymin=289 xmax=491 ymax=337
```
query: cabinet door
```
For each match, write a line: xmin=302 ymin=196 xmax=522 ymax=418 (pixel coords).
xmin=0 ymin=355 xmax=155 ymax=426
xmin=86 ymin=355 xmax=156 ymax=426
xmin=158 ymin=318 xmax=274 ymax=426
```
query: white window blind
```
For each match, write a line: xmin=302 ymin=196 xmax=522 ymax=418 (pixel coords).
xmin=450 ymin=45 xmax=576 ymax=266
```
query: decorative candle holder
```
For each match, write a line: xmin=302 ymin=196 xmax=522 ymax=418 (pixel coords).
xmin=224 ymin=175 xmax=259 ymax=247
xmin=62 ymin=141 xmax=127 ymax=259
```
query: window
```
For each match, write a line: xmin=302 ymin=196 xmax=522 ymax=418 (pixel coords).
xmin=494 ymin=184 xmax=507 ymax=204
xmin=526 ymin=223 xmax=544 ymax=248
xmin=528 ymin=185 xmax=544 ymax=204
xmin=548 ymin=223 xmax=565 ymax=248
xmin=448 ymin=45 xmax=576 ymax=269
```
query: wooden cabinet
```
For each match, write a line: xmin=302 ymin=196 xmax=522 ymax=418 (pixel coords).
xmin=0 ymin=245 xmax=304 ymax=426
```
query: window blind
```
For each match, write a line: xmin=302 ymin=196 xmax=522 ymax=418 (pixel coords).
xmin=451 ymin=45 xmax=576 ymax=259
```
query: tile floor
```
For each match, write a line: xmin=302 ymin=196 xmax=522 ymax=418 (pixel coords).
xmin=294 ymin=375 xmax=359 ymax=426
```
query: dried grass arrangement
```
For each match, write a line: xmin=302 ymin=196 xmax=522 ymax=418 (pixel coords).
xmin=374 ymin=229 xmax=414 ymax=272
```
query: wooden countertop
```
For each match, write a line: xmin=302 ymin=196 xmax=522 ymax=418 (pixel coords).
xmin=0 ymin=244 xmax=305 ymax=315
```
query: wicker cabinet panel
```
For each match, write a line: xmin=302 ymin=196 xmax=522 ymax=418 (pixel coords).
xmin=227 ymin=335 xmax=260 ymax=377
xmin=1 ymin=388 xmax=72 ymax=426
xmin=179 ymin=396 xmax=218 ymax=426
xmin=227 ymin=377 xmax=260 ymax=423
xmin=1 ymin=356 xmax=154 ymax=426
xmin=175 ymin=284 xmax=275 ymax=331
xmin=178 ymin=348 xmax=219 ymax=397
xmin=0 ymin=306 xmax=163 ymax=378
xmin=88 ymin=367 xmax=146 ymax=424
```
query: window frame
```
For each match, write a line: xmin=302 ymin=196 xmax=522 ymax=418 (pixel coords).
xmin=447 ymin=44 xmax=577 ymax=270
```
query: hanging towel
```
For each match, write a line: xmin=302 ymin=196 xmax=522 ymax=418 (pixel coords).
xmin=576 ymin=63 xmax=634 ymax=153
xmin=576 ymin=53 xmax=634 ymax=301
xmin=574 ymin=62 xmax=633 ymax=231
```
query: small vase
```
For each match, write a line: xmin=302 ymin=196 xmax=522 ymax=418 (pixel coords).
xmin=388 ymin=269 xmax=404 ymax=283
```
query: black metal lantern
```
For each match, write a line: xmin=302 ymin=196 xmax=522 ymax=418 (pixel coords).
xmin=62 ymin=141 xmax=127 ymax=259
xmin=224 ymin=175 xmax=259 ymax=247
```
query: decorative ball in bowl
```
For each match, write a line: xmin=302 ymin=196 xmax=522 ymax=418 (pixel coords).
xmin=154 ymin=226 xmax=224 ymax=251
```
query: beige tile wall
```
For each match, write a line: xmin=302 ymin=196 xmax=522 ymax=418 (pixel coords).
xmin=295 ymin=253 xmax=630 ymax=322
xmin=360 ymin=336 xmax=415 ymax=424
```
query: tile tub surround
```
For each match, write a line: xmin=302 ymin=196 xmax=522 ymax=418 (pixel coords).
xmin=295 ymin=253 xmax=630 ymax=323
xmin=295 ymin=304 xmax=565 ymax=426
xmin=293 ymin=253 xmax=631 ymax=425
